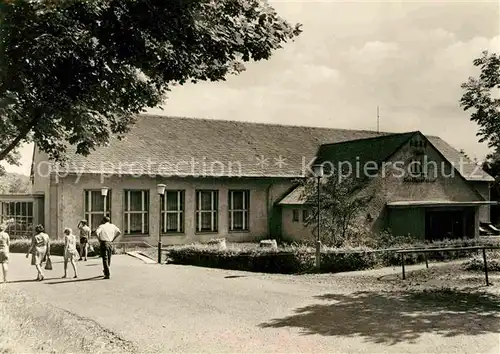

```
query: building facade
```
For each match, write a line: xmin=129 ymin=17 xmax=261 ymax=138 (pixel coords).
xmin=24 ymin=115 xmax=494 ymax=244
xmin=279 ymin=132 xmax=495 ymax=242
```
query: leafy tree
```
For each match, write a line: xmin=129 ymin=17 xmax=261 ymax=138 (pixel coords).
xmin=298 ymin=169 xmax=373 ymax=247
xmin=0 ymin=172 xmax=31 ymax=194
xmin=0 ymin=0 xmax=301 ymax=166
xmin=460 ymin=51 xmax=500 ymax=149
xmin=482 ymin=149 xmax=500 ymax=223
xmin=8 ymin=176 xmax=30 ymax=193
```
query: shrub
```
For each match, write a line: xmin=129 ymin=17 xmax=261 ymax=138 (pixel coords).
xmin=9 ymin=239 xmax=103 ymax=256
xmin=165 ymin=238 xmax=500 ymax=274
xmin=462 ymin=250 xmax=500 ymax=272
xmin=463 ymin=257 xmax=500 ymax=272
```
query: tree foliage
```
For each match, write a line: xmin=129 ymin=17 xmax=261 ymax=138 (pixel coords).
xmin=460 ymin=51 xmax=500 ymax=149
xmin=298 ymin=170 xmax=373 ymax=247
xmin=0 ymin=0 xmax=301 ymax=164
xmin=482 ymin=148 xmax=500 ymax=223
xmin=0 ymin=172 xmax=31 ymax=194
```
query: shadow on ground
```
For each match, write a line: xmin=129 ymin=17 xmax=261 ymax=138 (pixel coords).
xmin=45 ymin=276 xmax=103 ymax=285
xmin=260 ymin=288 xmax=500 ymax=344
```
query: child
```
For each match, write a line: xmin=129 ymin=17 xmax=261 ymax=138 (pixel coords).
xmin=78 ymin=219 xmax=91 ymax=261
xmin=0 ymin=223 xmax=9 ymax=283
xmin=63 ymin=227 xmax=79 ymax=278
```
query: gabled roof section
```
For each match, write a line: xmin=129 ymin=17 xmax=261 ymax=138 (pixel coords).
xmin=277 ymin=185 xmax=308 ymax=205
xmin=426 ymin=136 xmax=494 ymax=182
xmin=313 ymin=132 xmax=417 ymax=174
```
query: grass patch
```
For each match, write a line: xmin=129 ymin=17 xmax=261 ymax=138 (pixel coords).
xmin=0 ymin=287 xmax=137 ymax=353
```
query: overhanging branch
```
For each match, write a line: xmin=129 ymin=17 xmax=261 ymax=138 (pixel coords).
xmin=0 ymin=115 xmax=38 ymax=162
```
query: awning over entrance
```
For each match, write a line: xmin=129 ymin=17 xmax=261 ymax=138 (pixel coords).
xmin=387 ymin=200 xmax=498 ymax=208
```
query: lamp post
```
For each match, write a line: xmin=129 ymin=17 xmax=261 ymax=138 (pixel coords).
xmin=312 ymin=164 xmax=324 ymax=269
xmin=156 ymin=184 xmax=166 ymax=264
xmin=101 ymin=187 xmax=109 ymax=218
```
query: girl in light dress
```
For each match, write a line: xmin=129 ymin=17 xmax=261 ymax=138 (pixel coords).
xmin=63 ymin=227 xmax=79 ymax=278
xmin=26 ymin=224 xmax=50 ymax=281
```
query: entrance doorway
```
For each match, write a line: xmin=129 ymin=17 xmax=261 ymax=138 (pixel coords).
xmin=425 ymin=208 xmax=475 ymax=241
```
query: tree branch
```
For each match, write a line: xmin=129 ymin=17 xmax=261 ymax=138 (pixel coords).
xmin=0 ymin=116 xmax=38 ymax=162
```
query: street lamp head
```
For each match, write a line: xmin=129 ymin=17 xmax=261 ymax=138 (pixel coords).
xmin=157 ymin=183 xmax=166 ymax=196
xmin=312 ymin=164 xmax=324 ymax=178
xmin=100 ymin=187 xmax=109 ymax=197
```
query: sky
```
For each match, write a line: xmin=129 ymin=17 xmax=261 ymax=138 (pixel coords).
xmin=4 ymin=0 xmax=500 ymax=175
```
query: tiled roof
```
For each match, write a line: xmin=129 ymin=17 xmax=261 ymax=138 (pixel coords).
xmin=48 ymin=114 xmax=493 ymax=181
xmin=52 ymin=115 xmax=388 ymax=177
xmin=277 ymin=186 xmax=307 ymax=205
xmin=426 ymin=136 xmax=494 ymax=182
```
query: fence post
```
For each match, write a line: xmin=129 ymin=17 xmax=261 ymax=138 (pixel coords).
xmin=401 ymin=253 xmax=406 ymax=280
xmin=482 ymin=247 xmax=489 ymax=286
xmin=424 ymin=253 xmax=428 ymax=268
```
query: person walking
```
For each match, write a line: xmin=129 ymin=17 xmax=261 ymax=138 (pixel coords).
xmin=78 ymin=220 xmax=91 ymax=261
xmin=0 ymin=223 xmax=10 ymax=283
xmin=26 ymin=224 xmax=50 ymax=281
xmin=62 ymin=227 xmax=79 ymax=278
xmin=95 ymin=216 xmax=121 ymax=279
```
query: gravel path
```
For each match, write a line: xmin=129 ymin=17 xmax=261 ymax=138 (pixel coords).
xmin=1 ymin=253 xmax=499 ymax=353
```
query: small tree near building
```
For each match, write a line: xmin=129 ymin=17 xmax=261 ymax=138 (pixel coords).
xmin=298 ymin=169 xmax=374 ymax=247
xmin=482 ymin=148 xmax=500 ymax=224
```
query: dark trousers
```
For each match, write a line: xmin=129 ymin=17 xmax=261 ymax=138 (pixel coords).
xmin=100 ymin=241 xmax=112 ymax=277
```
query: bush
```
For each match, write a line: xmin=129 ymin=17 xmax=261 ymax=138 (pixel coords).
xmin=462 ymin=250 xmax=500 ymax=272
xmin=463 ymin=257 xmax=500 ymax=272
xmin=165 ymin=238 xmax=500 ymax=274
xmin=9 ymin=239 xmax=104 ymax=256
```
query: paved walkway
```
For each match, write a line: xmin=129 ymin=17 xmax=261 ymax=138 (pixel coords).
xmin=2 ymin=253 xmax=499 ymax=353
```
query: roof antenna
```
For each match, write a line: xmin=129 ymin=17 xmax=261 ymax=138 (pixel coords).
xmin=377 ymin=105 xmax=380 ymax=133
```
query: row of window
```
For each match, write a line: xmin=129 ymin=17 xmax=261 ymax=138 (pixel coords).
xmin=84 ymin=189 xmax=250 ymax=235
xmin=292 ymin=208 xmax=309 ymax=224
xmin=0 ymin=201 xmax=35 ymax=237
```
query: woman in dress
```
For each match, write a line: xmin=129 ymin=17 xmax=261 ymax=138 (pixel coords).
xmin=78 ymin=219 xmax=91 ymax=261
xmin=26 ymin=224 xmax=50 ymax=281
xmin=0 ymin=223 xmax=10 ymax=283
xmin=63 ymin=227 xmax=78 ymax=278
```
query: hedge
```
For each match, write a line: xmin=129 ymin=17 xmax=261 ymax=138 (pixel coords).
xmin=164 ymin=238 xmax=500 ymax=274
xmin=11 ymin=237 xmax=499 ymax=274
xmin=8 ymin=239 xmax=113 ymax=256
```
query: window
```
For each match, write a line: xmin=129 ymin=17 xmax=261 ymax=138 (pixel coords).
xmin=228 ymin=190 xmax=250 ymax=231
xmin=0 ymin=201 xmax=34 ymax=238
xmin=84 ymin=190 xmax=111 ymax=231
xmin=196 ymin=190 xmax=218 ymax=232
xmin=302 ymin=209 xmax=309 ymax=223
xmin=124 ymin=190 xmax=149 ymax=234
xmin=161 ymin=190 xmax=184 ymax=233
xmin=292 ymin=209 xmax=299 ymax=222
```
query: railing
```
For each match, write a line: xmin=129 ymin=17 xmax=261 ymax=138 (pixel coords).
xmin=395 ymin=245 xmax=500 ymax=286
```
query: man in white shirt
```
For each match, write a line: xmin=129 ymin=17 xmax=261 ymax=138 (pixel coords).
xmin=95 ymin=216 xmax=121 ymax=279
